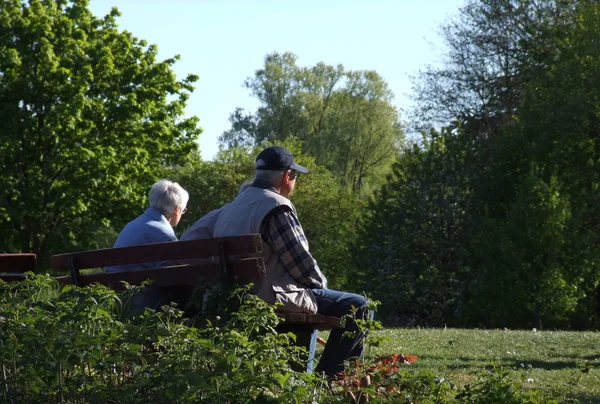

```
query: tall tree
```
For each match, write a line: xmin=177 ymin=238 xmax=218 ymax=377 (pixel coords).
xmin=469 ymin=172 xmax=578 ymax=329
xmin=464 ymin=0 xmax=600 ymax=329
xmin=221 ymin=52 xmax=403 ymax=192
xmin=411 ymin=0 xmax=576 ymax=137
xmin=0 ymin=0 xmax=201 ymax=263
xmin=377 ymin=0 xmax=600 ymax=328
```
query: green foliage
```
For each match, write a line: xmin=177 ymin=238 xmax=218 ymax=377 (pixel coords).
xmin=358 ymin=127 xmax=473 ymax=326
xmin=455 ymin=365 xmax=555 ymax=404
xmin=0 ymin=0 xmax=201 ymax=261
xmin=512 ymin=0 xmax=600 ymax=329
xmin=460 ymin=0 xmax=600 ymax=329
xmin=358 ymin=0 xmax=600 ymax=330
xmin=221 ymin=52 xmax=404 ymax=192
xmin=0 ymin=275 xmax=314 ymax=403
xmin=1 ymin=277 xmax=559 ymax=403
xmin=470 ymin=173 xmax=581 ymax=329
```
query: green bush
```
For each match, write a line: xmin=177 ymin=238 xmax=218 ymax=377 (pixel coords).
xmin=0 ymin=275 xmax=553 ymax=403
xmin=0 ymin=275 xmax=312 ymax=403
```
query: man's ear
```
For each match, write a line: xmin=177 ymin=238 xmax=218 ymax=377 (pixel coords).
xmin=282 ymin=170 xmax=293 ymax=185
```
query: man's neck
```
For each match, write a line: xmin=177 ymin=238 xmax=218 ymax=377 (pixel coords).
xmin=251 ymin=179 xmax=280 ymax=194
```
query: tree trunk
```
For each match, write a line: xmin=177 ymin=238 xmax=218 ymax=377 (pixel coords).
xmin=534 ymin=302 xmax=543 ymax=330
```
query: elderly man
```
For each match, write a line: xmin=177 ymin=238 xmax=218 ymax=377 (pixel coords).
xmin=107 ymin=179 xmax=189 ymax=273
xmin=213 ymin=146 xmax=367 ymax=377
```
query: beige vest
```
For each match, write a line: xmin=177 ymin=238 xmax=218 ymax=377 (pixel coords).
xmin=213 ymin=186 xmax=317 ymax=313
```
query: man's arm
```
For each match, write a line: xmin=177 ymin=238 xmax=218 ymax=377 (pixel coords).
xmin=261 ymin=206 xmax=328 ymax=289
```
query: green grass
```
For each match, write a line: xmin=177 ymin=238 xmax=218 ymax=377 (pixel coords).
xmin=348 ymin=328 xmax=600 ymax=402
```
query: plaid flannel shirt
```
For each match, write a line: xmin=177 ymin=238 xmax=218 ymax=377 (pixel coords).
xmin=261 ymin=206 xmax=328 ymax=289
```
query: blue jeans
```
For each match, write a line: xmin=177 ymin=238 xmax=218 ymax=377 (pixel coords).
xmin=311 ymin=288 xmax=368 ymax=376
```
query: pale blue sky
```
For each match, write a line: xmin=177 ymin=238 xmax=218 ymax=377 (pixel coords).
xmin=88 ymin=0 xmax=464 ymax=159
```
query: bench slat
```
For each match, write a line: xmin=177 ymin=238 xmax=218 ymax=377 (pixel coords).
xmin=51 ymin=235 xmax=263 ymax=272
xmin=0 ymin=273 xmax=28 ymax=282
xmin=56 ymin=258 xmax=266 ymax=289
xmin=0 ymin=254 xmax=36 ymax=273
xmin=279 ymin=312 xmax=342 ymax=329
xmin=49 ymin=235 xmax=342 ymax=337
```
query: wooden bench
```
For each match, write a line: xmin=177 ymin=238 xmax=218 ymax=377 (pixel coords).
xmin=50 ymin=235 xmax=340 ymax=373
xmin=0 ymin=253 xmax=37 ymax=282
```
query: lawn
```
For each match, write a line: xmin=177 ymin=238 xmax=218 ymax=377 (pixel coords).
xmin=347 ymin=328 xmax=600 ymax=403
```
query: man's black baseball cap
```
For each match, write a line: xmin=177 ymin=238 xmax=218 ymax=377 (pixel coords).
xmin=255 ymin=146 xmax=309 ymax=173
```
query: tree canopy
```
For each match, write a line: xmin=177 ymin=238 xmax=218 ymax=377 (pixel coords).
xmin=221 ymin=52 xmax=404 ymax=192
xmin=359 ymin=0 xmax=600 ymax=329
xmin=0 ymin=0 xmax=201 ymax=261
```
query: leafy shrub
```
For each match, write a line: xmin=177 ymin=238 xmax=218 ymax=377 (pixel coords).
xmin=0 ymin=275 xmax=312 ymax=403
xmin=0 ymin=275 xmax=555 ymax=403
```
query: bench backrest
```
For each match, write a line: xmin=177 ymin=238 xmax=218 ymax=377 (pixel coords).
xmin=51 ymin=235 xmax=266 ymax=288
xmin=0 ymin=253 xmax=37 ymax=282
xmin=50 ymin=236 xmax=342 ymax=335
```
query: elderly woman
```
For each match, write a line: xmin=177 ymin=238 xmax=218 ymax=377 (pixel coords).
xmin=107 ymin=179 xmax=189 ymax=273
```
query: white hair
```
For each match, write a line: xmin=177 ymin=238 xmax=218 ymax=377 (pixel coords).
xmin=254 ymin=170 xmax=285 ymax=186
xmin=149 ymin=179 xmax=189 ymax=216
